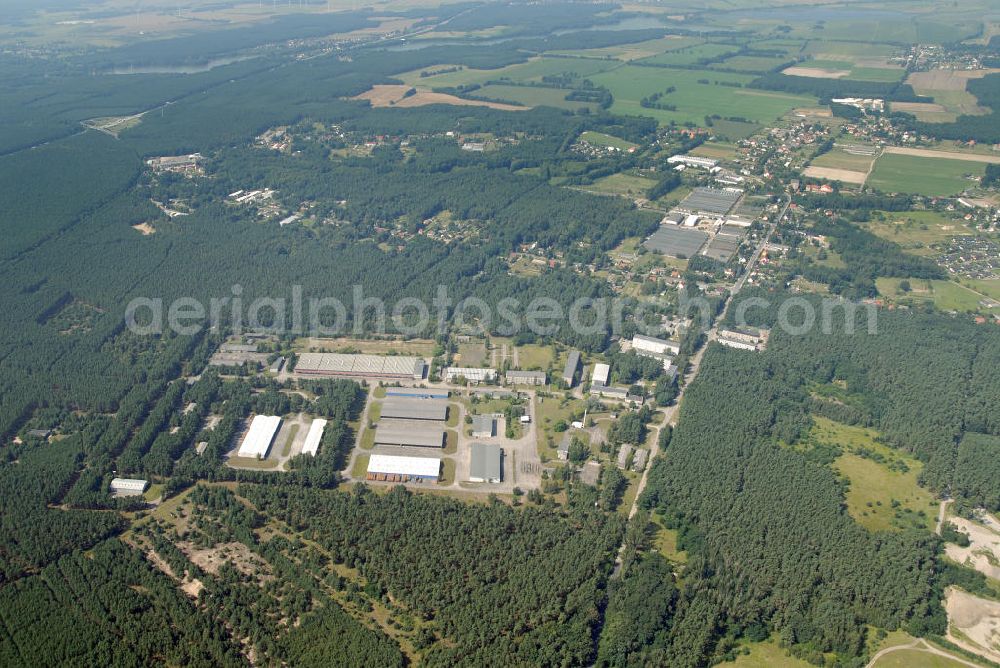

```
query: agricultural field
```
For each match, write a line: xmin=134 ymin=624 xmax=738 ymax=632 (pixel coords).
xmin=811 ymin=417 xmax=937 ymax=533
xmin=578 ymin=131 xmax=638 ymax=150
xmin=471 ymin=84 xmax=592 ymax=111
xmin=637 ymin=43 xmax=739 ymax=67
xmin=550 ymin=35 xmax=705 ymax=61
xmin=783 ymin=59 xmax=903 ymax=82
xmin=690 ymin=141 xmax=738 ymax=160
xmin=578 ymin=172 xmax=658 ymax=197
xmin=714 ymin=54 xmax=792 ymax=73
xmin=868 ymin=153 xmax=986 ymax=197
xmin=398 ymin=56 xmax=618 ymax=88
xmin=354 ymin=84 xmax=524 ymax=111
xmin=588 ymin=66 xmax=815 ymax=125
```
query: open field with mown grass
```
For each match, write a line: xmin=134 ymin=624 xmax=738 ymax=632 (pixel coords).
xmin=578 ymin=131 xmax=638 ymax=150
xmin=589 ymin=66 xmax=815 ymax=125
xmin=811 ymin=417 xmax=937 ymax=533
xmin=868 ymin=154 xmax=985 ymax=197
xmin=876 ymin=278 xmax=999 ymax=315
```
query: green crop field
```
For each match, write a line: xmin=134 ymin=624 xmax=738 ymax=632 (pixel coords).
xmin=637 ymin=43 xmax=739 ymax=67
xmin=398 ymin=56 xmax=617 ymax=88
xmin=868 ymin=153 xmax=986 ymax=197
xmin=578 ymin=172 xmax=658 ymax=197
xmin=472 ymin=84 xmax=591 ymax=111
xmin=578 ymin=131 xmax=638 ymax=150
xmin=589 ymin=65 xmax=815 ymax=125
xmin=714 ymin=54 xmax=791 ymax=73
xmin=810 ymin=147 xmax=877 ymax=171
xmin=550 ymin=35 xmax=705 ymax=61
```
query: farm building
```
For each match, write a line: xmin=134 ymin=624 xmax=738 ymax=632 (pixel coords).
xmin=110 ymin=478 xmax=149 ymax=497
xmin=469 ymin=443 xmax=502 ymax=483
xmin=301 ymin=419 xmax=327 ymax=457
xmin=374 ymin=420 xmax=445 ymax=448
xmin=644 ymin=225 xmax=709 ymax=258
xmin=366 ymin=454 xmax=440 ymax=482
xmin=677 ymin=187 xmax=742 ymax=217
xmin=661 ymin=211 xmax=684 ymax=225
xmin=667 ymin=155 xmax=718 ymax=170
xmin=632 ymin=334 xmax=680 ymax=357
xmin=591 ymin=363 xmax=611 ymax=387
xmin=444 ymin=367 xmax=496 ymax=384
xmin=385 ymin=388 xmax=449 ymax=399
xmin=506 ymin=370 xmax=546 ymax=386
xmin=562 ymin=350 xmax=581 ymax=387
xmin=295 ymin=353 xmax=425 ymax=380
xmin=237 ymin=415 xmax=282 ymax=458
xmin=380 ymin=397 xmax=448 ymax=421
xmin=471 ymin=415 xmax=495 ymax=439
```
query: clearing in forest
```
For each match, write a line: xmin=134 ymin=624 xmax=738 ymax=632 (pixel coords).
xmin=353 ymin=85 xmax=524 ymax=111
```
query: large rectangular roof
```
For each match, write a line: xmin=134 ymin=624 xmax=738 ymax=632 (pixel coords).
xmin=470 ymin=443 xmax=502 ymax=482
xmin=374 ymin=419 xmax=445 ymax=448
xmin=381 ymin=397 xmax=448 ymax=421
xmin=678 ymin=187 xmax=742 ymax=216
xmin=385 ymin=388 xmax=450 ymax=399
xmin=644 ymin=225 xmax=708 ymax=258
xmin=238 ymin=415 xmax=282 ymax=458
xmin=296 ymin=353 xmax=425 ymax=379
xmin=592 ymin=363 xmax=610 ymax=386
xmin=562 ymin=350 xmax=581 ymax=381
xmin=301 ymin=418 xmax=327 ymax=457
xmin=368 ymin=454 xmax=441 ymax=478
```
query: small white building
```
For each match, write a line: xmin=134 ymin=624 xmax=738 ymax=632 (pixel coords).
xmin=591 ymin=363 xmax=611 ymax=387
xmin=445 ymin=367 xmax=497 ymax=384
xmin=301 ymin=418 xmax=327 ymax=457
xmin=238 ymin=415 xmax=282 ymax=458
xmin=110 ymin=478 xmax=148 ymax=497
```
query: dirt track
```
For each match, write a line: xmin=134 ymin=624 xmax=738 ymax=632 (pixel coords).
xmin=883 ymin=146 xmax=1000 ymax=164
xmin=354 ymin=85 xmax=525 ymax=111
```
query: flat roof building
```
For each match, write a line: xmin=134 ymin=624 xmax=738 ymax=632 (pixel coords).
xmin=562 ymin=350 xmax=581 ymax=387
xmin=366 ymin=454 xmax=440 ymax=482
xmin=380 ymin=397 xmax=448 ymax=421
xmin=471 ymin=415 xmax=495 ymax=439
xmin=385 ymin=388 xmax=449 ymax=399
xmin=469 ymin=443 xmax=502 ymax=483
xmin=444 ymin=367 xmax=496 ymax=384
xmin=591 ymin=363 xmax=610 ymax=387
xmin=238 ymin=415 xmax=282 ymax=458
xmin=667 ymin=154 xmax=719 ymax=169
xmin=301 ymin=419 xmax=327 ymax=457
xmin=506 ymin=370 xmax=546 ymax=386
xmin=110 ymin=478 xmax=149 ymax=497
xmin=632 ymin=448 xmax=649 ymax=472
xmin=296 ymin=353 xmax=425 ymax=380
xmin=617 ymin=444 xmax=634 ymax=469
xmin=374 ymin=420 xmax=445 ymax=448
xmin=632 ymin=334 xmax=681 ymax=357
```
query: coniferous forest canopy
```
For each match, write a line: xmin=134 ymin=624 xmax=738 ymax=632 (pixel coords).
xmin=1 ymin=0 xmax=1000 ymax=666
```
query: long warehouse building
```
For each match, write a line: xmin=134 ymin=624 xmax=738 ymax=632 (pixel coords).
xmin=301 ymin=418 xmax=327 ymax=457
xmin=380 ymin=397 xmax=448 ymax=421
xmin=367 ymin=454 xmax=441 ymax=482
xmin=374 ymin=419 xmax=446 ymax=448
xmin=238 ymin=415 xmax=282 ymax=458
xmin=295 ymin=353 xmax=425 ymax=380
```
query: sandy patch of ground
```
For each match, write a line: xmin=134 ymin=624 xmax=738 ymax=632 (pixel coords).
xmin=794 ymin=107 xmax=833 ymax=118
xmin=883 ymin=146 xmax=1000 ymax=164
xmin=907 ymin=68 xmax=1000 ymax=91
xmin=354 ymin=85 xmax=525 ymax=111
xmin=132 ymin=222 xmax=155 ymax=235
xmin=180 ymin=578 xmax=204 ymax=598
xmin=802 ymin=166 xmax=868 ymax=184
xmin=182 ymin=540 xmax=273 ymax=581
xmin=945 ymin=587 xmax=1000 ymax=664
xmin=892 ymin=101 xmax=949 ymax=114
xmin=783 ymin=66 xmax=850 ymax=79
xmin=946 ymin=513 xmax=1000 ymax=581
